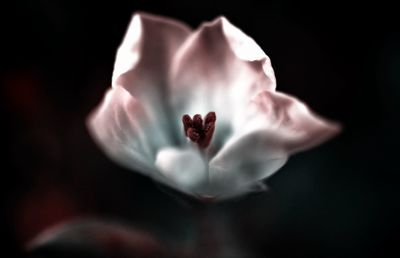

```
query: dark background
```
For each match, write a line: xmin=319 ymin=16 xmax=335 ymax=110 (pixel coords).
xmin=3 ymin=1 xmax=399 ymax=257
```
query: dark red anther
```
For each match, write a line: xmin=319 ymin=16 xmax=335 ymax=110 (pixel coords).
xmin=187 ymin=128 xmax=200 ymax=142
xmin=192 ymin=114 xmax=203 ymax=130
xmin=199 ymin=122 xmax=215 ymax=148
xmin=204 ymin=112 xmax=216 ymax=124
xmin=182 ymin=114 xmax=192 ymax=136
xmin=182 ymin=112 xmax=217 ymax=149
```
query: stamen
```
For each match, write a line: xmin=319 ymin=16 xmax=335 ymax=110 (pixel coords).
xmin=199 ymin=122 xmax=215 ymax=148
xmin=204 ymin=112 xmax=216 ymax=124
xmin=187 ymin=128 xmax=200 ymax=142
xmin=182 ymin=114 xmax=192 ymax=136
xmin=182 ymin=112 xmax=217 ymax=149
xmin=192 ymin=114 xmax=203 ymax=130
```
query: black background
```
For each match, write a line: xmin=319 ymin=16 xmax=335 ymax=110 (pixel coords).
xmin=3 ymin=1 xmax=400 ymax=257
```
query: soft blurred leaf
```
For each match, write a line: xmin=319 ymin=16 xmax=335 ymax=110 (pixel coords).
xmin=27 ymin=218 xmax=178 ymax=258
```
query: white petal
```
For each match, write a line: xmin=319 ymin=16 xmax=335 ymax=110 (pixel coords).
xmin=209 ymin=130 xmax=288 ymax=197
xmin=212 ymin=182 xmax=269 ymax=200
xmin=87 ymin=86 xmax=169 ymax=176
xmin=169 ymin=16 xmax=276 ymax=148
xmin=155 ymin=147 xmax=208 ymax=193
xmin=208 ymin=90 xmax=341 ymax=197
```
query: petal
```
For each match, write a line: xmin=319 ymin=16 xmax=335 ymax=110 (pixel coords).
xmin=113 ymin=12 xmax=191 ymax=95
xmin=209 ymin=90 xmax=341 ymax=197
xmin=242 ymin=90 xmax=342 ymax=154
xmin=209 ymin=130 xmax=288 ymax=197
xmin=214 ymin=182 xmax=269 ymax=200
xmin=155 ymin=147 xmax=208 ymax=194
xmin=87 ymin=86 xmax=170 ymax=176
xmin=112 ymin=12 xmax=192 ymax=138
xmin=169 ymin=17 xmax=276 ymax=146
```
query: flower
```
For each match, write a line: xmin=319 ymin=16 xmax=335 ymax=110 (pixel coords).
xmin=87 ymin=12 xmax=341 ymax=200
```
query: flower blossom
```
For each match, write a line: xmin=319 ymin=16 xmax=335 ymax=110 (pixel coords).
xmin=87 ymin=12 xmax=341 ymax=200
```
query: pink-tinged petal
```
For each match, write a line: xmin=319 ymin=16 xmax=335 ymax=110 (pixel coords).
xmin=209 ymin=90 xmax=341 ymax=196
xmin=112 ymin=12 xmax=192 ymax=133
xmin=169 ymin=17 xmax=275 ymax=131
xmin=113 ymin=12 xmax=191 ymax=95
xmin=87 ymin=86 xmax=170 ymax=176
xmin=244 ymin=90 xmax=342 ymax=154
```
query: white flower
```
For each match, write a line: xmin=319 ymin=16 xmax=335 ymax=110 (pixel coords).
xmin=87 ymin=12 xmax=341 ymax=200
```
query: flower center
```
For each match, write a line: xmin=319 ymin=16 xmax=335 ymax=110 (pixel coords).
xmin=182 ymin=112 xmax=216 ymax=149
